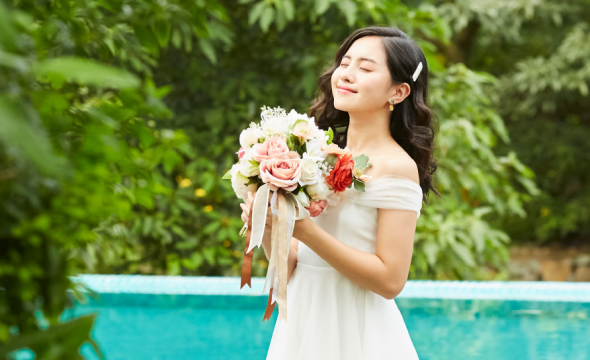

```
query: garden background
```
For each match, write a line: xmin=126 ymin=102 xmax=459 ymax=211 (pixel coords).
xmin=1 ymin=0 xmax=589 ymax=356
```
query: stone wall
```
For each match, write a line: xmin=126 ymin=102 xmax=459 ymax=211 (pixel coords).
xmin=509 ymin=245 xmax=590 ymax=281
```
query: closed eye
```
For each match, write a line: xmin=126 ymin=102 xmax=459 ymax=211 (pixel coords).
xmin=340 ymin=63 xmax=370 ymax=72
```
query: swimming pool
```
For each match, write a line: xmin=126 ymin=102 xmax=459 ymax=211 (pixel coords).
xmin=62 ymin=275 xmax=590 ymax=360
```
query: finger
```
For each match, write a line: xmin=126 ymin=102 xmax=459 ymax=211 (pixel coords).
xmin=241 ymin=213 xmax=248 ymax=223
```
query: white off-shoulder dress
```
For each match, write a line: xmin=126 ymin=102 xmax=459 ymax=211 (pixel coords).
xmin=265 ymin=174 xmax=423 ymax=360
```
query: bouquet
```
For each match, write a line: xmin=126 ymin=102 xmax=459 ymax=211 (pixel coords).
xmin=222 ymin=106 xmax=372 ymax=322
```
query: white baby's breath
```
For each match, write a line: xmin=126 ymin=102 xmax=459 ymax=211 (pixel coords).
xmin=259 ymin=106 xmax=293 ymax=139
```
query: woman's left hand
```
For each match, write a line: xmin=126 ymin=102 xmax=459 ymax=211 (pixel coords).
xmin=240 ymin=191 xmax=275 ymax=232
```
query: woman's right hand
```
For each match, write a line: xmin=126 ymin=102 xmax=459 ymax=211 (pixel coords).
xmin=240 ymin=191 xmax=274 ymax=232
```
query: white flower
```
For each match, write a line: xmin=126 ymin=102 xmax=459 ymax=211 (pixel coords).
xmin=239 ymin=149 xmax=260 ymax=177
xmin=294 ymin=190 xmax=310 ymax=208
xmin=312 ymin=127 xmax=330 ymax=145
xmin=304 ymin=139 xmax=328 ymax=161
xmin=287 ymin=110 xmax=327 ymax=143
xmin=239 ymin=128 xmax=260 ymax=148
xmin=306 ymin=180 xmax=332 ymax=201
xmin=231 ymin=163 xmax=257 ymax=201
xmin=298 ymin=156 xmax=322 ymax=186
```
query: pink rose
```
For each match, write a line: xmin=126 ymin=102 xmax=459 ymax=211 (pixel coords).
xmin=251 ymin=141 xmax=270 ymax=162
xmin=237 ymin=147 xmax=246 ymax=161
xmin=305 ymin=199 xmax=328 ymax=217
xmin=251 ymin=135 xmax=290 ymax=162
xmin=259 ymin=157 xmax=302 ymax=192
xmin=267 ymin=135 xmax=289 ymax=158
xmin=287 ymin=151 xmax=300 ymax=159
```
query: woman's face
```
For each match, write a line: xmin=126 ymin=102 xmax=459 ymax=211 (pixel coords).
xmin=331 ymin=36 xmax=396 ymax=113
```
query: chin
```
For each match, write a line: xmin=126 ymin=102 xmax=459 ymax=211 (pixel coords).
xmin=333 ymin=98 xmax=352 ymax=112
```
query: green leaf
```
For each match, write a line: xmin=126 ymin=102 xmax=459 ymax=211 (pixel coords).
xmin=0 ymin=315 xmax=99 ymax=357
xmin=132 ymin=24 xmax=159 ymax=54
xmin=259 ymin=7 xmax=275 ymax=32
xmin=155 ymin=20 xmax=171 ymax=47
xmin=451 ymin=242 xmax=476 ymax=267
xmin=423 ymin=242 xmax=439 ymax=267
xmin=203 ymin=221 xmax=220 ymax=235
xmin=34 ymin=57 xmax=140 ymax=88
xmin=163 ymin=150 xmax=183 ymax=175
xmin=352 ymin=178 xmax=365 ymax=192
xmin=171 ymin=29 xmax=182 ymax=49
xmin=222 ymin=168 xmax=232 ymax=179
xmin=315 ymin=0 xmax=332 ymax=15
xmin=353 ymin=154 xmax=369 ymax=171
xmin=245 ymin=176 xmax=258 ymax=186
xmin=0 ymin=96 xmax=65 ymax=177
xmin=248 ymin=2 xmax=266 ymax=26
xmin=326 ymin=127 xmax=334 ymax=144
xmin=337 ymin=0 xmax=357 ymax=27
xmin=202 ymin=247 xmax=216 ymax=265
xmin=283 ymin=0 xmax=295 ymax=20
xmin=198 ymin=37 xmax=217 ymax=64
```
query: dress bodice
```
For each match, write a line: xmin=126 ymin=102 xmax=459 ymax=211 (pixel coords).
xmin=298 ymin=175 xmax=423 ymax=268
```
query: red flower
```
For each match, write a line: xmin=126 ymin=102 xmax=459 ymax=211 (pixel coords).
xmin=326 ymin=153 xmax=354 ymax=192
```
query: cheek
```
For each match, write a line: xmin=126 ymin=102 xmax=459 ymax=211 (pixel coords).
xmin=331 ymin=71 xmax=339 ymax=87
xmin=359 ymin=75 xmax=386 ymax=98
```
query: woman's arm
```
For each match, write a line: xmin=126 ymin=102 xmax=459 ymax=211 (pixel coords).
xmin=287 ymin=237 xmax=299 ymax=284
xmin=293 ymin=210 xmax=416 ymax=300
xmin=292 ymin=160 xmax=420 ymax=299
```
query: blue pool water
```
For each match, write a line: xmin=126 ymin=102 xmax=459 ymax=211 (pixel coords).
xmin=57 ymin=276 xmax=590 ymax=359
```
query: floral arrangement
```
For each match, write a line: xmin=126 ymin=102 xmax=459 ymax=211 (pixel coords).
xmin=222 ymin=106 xmax=372 ymax=322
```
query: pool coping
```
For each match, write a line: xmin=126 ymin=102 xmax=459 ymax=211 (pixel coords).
xmin=71 ymin=275 xmax=590 ymax=303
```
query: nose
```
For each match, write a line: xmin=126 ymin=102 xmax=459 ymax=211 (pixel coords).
xmin=339 ymin=65 xmax=354 ymax=83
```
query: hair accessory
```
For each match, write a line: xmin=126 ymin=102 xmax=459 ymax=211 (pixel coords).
xmin=389 ymin=99 xmax=394 ymax=111
xmin=412 ymin=62 xmax=423 ymax=82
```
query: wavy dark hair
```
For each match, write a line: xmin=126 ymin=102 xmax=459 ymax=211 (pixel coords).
xmin=309 ymin=26 xmax=440 ymax=204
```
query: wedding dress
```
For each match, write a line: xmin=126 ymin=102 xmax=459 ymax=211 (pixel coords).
xmin=265 ymin=174 xmax=423 ymax=360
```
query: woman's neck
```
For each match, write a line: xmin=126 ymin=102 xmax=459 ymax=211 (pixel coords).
xmin=346 ymin=110 xmax=398 ymax=156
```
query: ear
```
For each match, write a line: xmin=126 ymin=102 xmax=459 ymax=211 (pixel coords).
xmin=389 ymin=83 xmax=411 ymax=105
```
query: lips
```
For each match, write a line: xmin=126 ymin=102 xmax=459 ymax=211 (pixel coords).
xmin=337 ymin=86 xmax=357 ymax=94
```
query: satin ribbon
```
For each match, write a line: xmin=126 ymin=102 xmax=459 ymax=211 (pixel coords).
xmin=240 ymin=184 xmax=310 ymax=323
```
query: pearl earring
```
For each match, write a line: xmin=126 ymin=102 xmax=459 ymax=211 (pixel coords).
xmin=389 ymin=99 xmax=395 ymax=111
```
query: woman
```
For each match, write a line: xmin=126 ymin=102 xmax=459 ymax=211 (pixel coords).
xmin=240 ymin=26 xmax=439 ymax=360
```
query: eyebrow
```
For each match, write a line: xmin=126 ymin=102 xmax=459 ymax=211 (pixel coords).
xmin=342 ymin=55 xmax=378 ymax=65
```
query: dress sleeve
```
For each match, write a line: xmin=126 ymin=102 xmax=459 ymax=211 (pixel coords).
xmin=354 ymin=176 xmax=423 ymax=219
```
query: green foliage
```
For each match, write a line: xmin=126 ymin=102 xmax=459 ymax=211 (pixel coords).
xmin=438 ymin=0 xmax=590 ymax=245
xmin=0 ymin=315 xmax=102 ymax=360
xmin=411 ymin=63 xmax=539 ymax=280
xmin=0 ymin=0 xmax=229 ymax=354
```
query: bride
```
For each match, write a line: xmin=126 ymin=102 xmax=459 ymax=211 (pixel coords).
xmin=240 ymin=26 xmax=439 ymax=360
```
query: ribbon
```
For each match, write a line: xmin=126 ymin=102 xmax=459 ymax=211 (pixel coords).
xmin=240 ymin=194 xmax=255 ymax=289
xmin=240 ymin=184 xmax=310 ymax=323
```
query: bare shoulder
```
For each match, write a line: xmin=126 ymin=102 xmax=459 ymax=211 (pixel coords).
xmin=380 ymin=153 xmax=420 ymax=185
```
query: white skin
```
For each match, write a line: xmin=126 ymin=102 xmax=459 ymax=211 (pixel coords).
xmin=241 ymin=36 xmax=421 ymax=297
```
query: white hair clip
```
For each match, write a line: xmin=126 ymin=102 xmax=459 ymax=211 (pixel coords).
xmin=412 ymin=62 xmax=423 ymax=82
